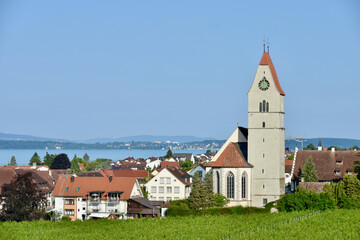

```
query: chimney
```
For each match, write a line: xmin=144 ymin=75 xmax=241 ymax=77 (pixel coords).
xmin=331 ymin=147 xmax=335 ymax=152
xmin=109 ymin=175 xmax=113 ymax=182
xmin=71 ymin=176 xmax=74 ymax=182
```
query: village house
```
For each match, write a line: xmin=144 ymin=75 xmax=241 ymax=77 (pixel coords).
xmin=290 ymin=148 xmax=360 ymax=191
xmin=52 ymin=175 xmax=144 ymax=220
xmin=0 ymin=166 xmax=54 ymax=210
xmin=145 ymin=166 xmax=192 ymax=201
xmin=173 ymin=153 xmax=195 ymax=163
xmin=188 ymin=164 xmax=206 ymax=180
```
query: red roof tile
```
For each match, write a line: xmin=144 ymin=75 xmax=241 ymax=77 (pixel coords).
xmin=52 ymin=176 xmax=138 ymax=200
xmin=211 ymin=143 xmax=248 ymax=168
xmin=259 ymin=52 xmax=285 ymax=96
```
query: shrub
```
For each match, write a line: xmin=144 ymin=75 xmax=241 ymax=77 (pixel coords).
xmin=61 ymin=216 xmax=72 ymax=221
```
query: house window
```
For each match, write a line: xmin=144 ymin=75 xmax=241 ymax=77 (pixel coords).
xmin=166 ymin=197 xmax=172 ymax=202
xmin=263 ymin=184 xmax=265 ymax=189
xmin=174 ymin=197 xmax=179 ymax=200
xmin=335 ymin=171 xmax=340 ymax=175
xmin=167 ymin=187 xmax=172 ymax=193
xmin=226 ymin=172 xmax=234 ymax=199
xmin=65 ymin=187 xmax=68 ymax=192
xmin=263 ymin=154 xmax=265 ymax=158
xmin=64 ymin=209 xmax=75 ymax=216
xmin=262 ymin=100 xmax=266 ymax=112
xmin=166 ymin=178 xmax=171 ymax=184
xmin=174 ymin=187 xmax=180 ymax=193
xmin=76 ymin=187 xmax=80 ymax=192
xmin=64 ymin=199 xmax=74 ymax=205
xmin=151 ymin=186 xmax=157 ymax=193
xmin=263 ymin=138 xmax=265 ymax=143
xmin=159 ymin=197 xmax=164 ymax=201
xmin=266 ymin=102 xmax=269 ymax=112
xmin=160 ymin=178 xmax=164 ymax=184
xmin=241 ymin=172 xmax=247 ymax=199
xmin=263 ymin=198 xmax=268 ymax=206
xmin=159 ymin=187 xmax=164 ymax=193
xmin=347 ymin=171 xmax=352 ymax=175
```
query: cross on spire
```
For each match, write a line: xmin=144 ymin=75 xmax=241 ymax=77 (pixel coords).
xmin=262 ymin=36 xmax=270 ymax=53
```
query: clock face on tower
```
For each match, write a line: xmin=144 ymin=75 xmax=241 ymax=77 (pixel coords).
xmin=258 ymin=78 xmax=270 ymax=91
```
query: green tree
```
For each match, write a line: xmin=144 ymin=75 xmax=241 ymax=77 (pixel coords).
xmin=302 ymin=156 xmax=318 ymax=182
xmin=304 ymin=143 xmax=316 ymax=150
xmin=83 ymin=153 xmax=90 ymax=162
xmin=29 ymin=152 xmax=42 ymax=166
xmin=340 ymin=174 xmax=360 ymax=207
xmin=43 ymin=152 xmax=57 ymax=167
xmin=189 ymin=171 xmax=203 ymax=209
xmin=9 ymin=156 xmax=17 ymax=166
xmin=203 ymin=172 xmax=215 ymax=208
xmin=350 ymin=146 xmax=360 ymax=150
xmin=0 ymin=172 xmax=47 ymax=221
xmin=179 ymin=160 xmax=192 ymax=171
xmin=70 ymin=155 xmax=81 ymax=174
xmin=165 ymin=149 xmax=173 ymax=158
xmin=51 ymin=153 xmax=71 ymax=169
xmin=355 ymin=156 xmax=360 ymax=181
xmin=85 ymin=158 xmax=112 ymax=171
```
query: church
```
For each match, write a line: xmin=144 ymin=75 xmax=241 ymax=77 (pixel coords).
xmin=207 ymin=48 xmax=285 ymax=207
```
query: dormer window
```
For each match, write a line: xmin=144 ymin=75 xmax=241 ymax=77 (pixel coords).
xmin=336 ymin=160 xmax=343 ymax=164
xmin=334 ymin=171 xmax=340 ymax=175
xmin=65 ymin=187 xmax=69 ymax=192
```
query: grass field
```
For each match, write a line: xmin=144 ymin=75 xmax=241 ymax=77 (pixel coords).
xmin=0 ymin=209 xmax=359 ymax=239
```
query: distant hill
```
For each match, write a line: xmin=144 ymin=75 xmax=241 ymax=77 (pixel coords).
xmin=286 ymin=138 xmax=360 ymax=150
xmin=0 ymin=132 xmax=67 ymax=142
xmin=77 ymin=135 xmax=216 ymax=143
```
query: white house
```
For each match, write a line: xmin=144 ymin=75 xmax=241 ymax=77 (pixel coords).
xmin=52 ymin=175 xmax=143 ymax=220
xmin=145 ymin=167 xmax=192 ymax=202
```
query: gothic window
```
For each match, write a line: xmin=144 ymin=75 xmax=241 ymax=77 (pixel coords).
xmin=262 ymin=100 xmax=266 ymax=112
xmin=216 ymin=171 xmax=220 ymax=194
xmin=226 ymin=172 xmax=234 ymax=199
xmin=241 ymin=172 xmax=247 ymax=199
xmin=259 ymin=100 xmax=269 ymax=112
xmin=262 ymin=122 xmax=265 ymax=128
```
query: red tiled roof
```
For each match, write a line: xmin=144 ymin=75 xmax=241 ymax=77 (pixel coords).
xmin=211 ymin=143 xmax=248 ymax=168
xmin=52 ymin=176 xmax=138 ymax=200
xmin=259 ymin=52 xmax=285 ymax=96
xmin=112 ymin=170 xmax=152 ymax=178
xmin=160 ymin=161 xmax=180 ymax=169
xmin=292 ymin=150 xmax=359 ymax=181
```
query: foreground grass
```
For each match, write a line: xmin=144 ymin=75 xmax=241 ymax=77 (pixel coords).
xmin=0 ymin=209 xmax=359 ymax=239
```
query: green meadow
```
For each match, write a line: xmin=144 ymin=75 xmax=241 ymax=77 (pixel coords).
xmin=0 ymin=209 xmax=359 ymax=240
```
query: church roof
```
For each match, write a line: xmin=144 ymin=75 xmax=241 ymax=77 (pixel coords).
xmin=259 ymin=52 xmax=285 ymax=96
xmin=211 ymin=142 xmax=251 ymax=168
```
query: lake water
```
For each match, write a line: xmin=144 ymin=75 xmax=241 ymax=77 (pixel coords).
xmin=0 ymin=149 xmax=206 ymax=166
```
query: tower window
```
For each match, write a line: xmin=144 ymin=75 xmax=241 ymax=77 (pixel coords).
xmin=263 ymin=138 xmax=265 ymax=143
xmin=262 ymin=169 xmax=264 ymax=174
xmin=259 ymin=100 xmax=269 ymax=112
xmin=263 ymin=154 xmax=265 ymax=158
xmin=262 ymin=122 xmax=265 ymax=128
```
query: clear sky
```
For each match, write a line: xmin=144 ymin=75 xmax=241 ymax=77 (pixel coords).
xmin=0 ymin=0 xmax=359 ymax=140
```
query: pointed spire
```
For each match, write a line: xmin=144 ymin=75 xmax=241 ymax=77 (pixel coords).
xmin=318 ymin=138 xmax=322 ymax=147
xmin=259 ymin=51 xmax=285 ymax=96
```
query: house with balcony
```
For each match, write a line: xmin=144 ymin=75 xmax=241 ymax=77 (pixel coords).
xmin=145 ymin=166 xmax=192 ymax=201
xmin=52 ymin=175 xmax=143 ymax=220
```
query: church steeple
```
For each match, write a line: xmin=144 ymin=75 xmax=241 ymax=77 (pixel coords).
xmin=259 ymin=52 xmax=285 ymax=96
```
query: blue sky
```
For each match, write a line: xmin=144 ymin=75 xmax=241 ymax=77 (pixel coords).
xmin=0 ymin=1 xmax=359 ymax=140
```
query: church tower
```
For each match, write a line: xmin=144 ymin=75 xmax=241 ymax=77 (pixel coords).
xmin=248 ymin=48 xmax=285 ymax=207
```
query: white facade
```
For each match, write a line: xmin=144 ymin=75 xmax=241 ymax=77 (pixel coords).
xmin=145 ymin=168 xmax=190 ymax=201
xmin=248 ymin=53 xmax=285 ymax=207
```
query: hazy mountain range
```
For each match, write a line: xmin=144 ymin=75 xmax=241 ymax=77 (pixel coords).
xmin=0 ymin=132 xmax=215 ymax=144
xmin=0 ymin=132 xmax=359 ymax=150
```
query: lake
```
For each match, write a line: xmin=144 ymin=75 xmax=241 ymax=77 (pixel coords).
xmin=0 ymin=149 xmax=206 ymax=166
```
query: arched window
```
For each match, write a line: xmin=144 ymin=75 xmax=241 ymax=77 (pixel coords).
xmin=227 ymin=172 xmax=234 ymax=199
xmin=262 ymin=122 xmax=265 ymax=128
xmin=262 ymin=100 xmax=266 ymax=112
xmin=266 ymin=102 xmax=269 ymax=112
xmin=259 ymin=102 xmax=262 ymax=112
xmin=216 ymin=171 xmax=220 ymax=194
xmin=241 ymin=172 xmax=247 ymax=199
